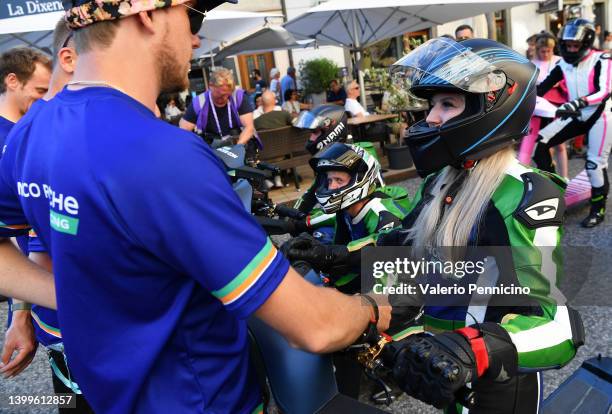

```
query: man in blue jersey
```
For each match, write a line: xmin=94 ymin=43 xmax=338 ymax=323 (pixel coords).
xmin=0 ymin=1 xmax=390 ymax=413
xmin=0 ymin=47 xmax=51 ymax=344
xmin=0 ymin=47 xmax=51 ymax=149
xmin=1 ymin=20 xmax=95 ymax=414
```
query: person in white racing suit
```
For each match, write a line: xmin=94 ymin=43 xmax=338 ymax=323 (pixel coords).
xmin=534 ymin=18 xmax=612 ymax=227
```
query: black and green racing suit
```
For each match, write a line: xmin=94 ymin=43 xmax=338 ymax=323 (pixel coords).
xmin=379 ymin=159 xmax=584 ymax=413
xmin=325 ymin=191 xmax=409 ymax=293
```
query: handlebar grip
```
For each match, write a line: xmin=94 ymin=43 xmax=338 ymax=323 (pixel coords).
xmin=275 ymin=205 xmax=307 ymax=220
xmin=254 ymin=216 xmax=295 ymax=235
xmin=257 ymin=162 xmax=281 ymax=174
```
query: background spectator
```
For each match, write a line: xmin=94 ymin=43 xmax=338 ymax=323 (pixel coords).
xmin=454 ymin=24 xmax=473 ymax=40
xmin=180 ymin=67 xmax=254 ymax=146
xmin=594 ymin=23 xmax=602 ymax=49
xmin=269 ymin=68 xmax=281 ymax=102
xmin=327 ymin=79 xmax=347 ymax=105
xmin=280 ymin=67 xmax=297 ymax=103
xmin=344 ymin=80 xmax=390 ymax=142
xmin=604 ymin=30 xmax=612 ymax=50
xmin=344 ymin=80 xmax=368 ymax=117
xmin=526 ymin=34 xmax=538 ymax=60
xmin=532 ymin=33 xmax=568 ymax=179
xmin=165 ymin=98 xmax=182 ymax=121
xmin=251 ymin=68 xmax=267 ymax=92
xmin=254 ymin=90 xmax=290 ymax=130
xmin=253 ymin=93 xmax=264 ymax=119
xmin=255 ymin=90 xmax=292 ymax=188
xmin=282 ymin=89 xmax=301 ymax=118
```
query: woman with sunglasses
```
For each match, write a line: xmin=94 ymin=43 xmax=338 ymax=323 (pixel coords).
xmin=379 ymin=38 xmax=584 ymax=413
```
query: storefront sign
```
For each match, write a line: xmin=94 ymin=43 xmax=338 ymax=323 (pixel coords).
xmin=538 ymin=0 xmax=562 ymax=13
xmin=1 ymin=1 xmax=63 ymax=19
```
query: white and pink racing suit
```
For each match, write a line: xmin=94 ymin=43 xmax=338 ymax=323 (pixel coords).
xmin=536 ymin=49 xmax=612 ymax=197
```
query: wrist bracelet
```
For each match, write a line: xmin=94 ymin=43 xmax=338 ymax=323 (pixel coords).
xmin=10 ymin=302 xmax=32 ymax=312
xmin=360 ymin=294 xmax=379 ymax=323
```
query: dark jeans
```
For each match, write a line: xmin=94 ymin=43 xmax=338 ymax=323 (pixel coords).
xmin=48 ymin=349 xmax=96 ymax=414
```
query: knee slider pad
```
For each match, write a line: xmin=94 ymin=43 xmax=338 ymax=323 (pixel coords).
xmin=585 ymin=160 xmax=598 ymax=170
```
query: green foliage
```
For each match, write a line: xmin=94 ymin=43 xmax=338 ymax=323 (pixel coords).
xmin=299 ymin=58 xmax=340 ymax=95
xmin=364 ymin=67 xmax=391 ymax=92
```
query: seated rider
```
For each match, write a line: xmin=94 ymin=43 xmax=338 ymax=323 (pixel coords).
xmin=291 ymin=105 xmax=411 ymax=238
xmin=283 ymin=142 xmax=407 ymax=293
xmin=378 ymin=37 xmax=584 ymax=412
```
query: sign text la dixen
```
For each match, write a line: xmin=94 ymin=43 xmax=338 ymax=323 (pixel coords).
xmin=3 ymin=1 xmax=63 ymax=18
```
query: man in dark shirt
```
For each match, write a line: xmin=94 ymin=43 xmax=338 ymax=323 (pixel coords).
xmin=179 ymin=67 xmax=254 ymax=145
xmin=254 ymin=90 xmax=293 ymax=130
xmin=326 ymin=79 xmax=347 ymax=105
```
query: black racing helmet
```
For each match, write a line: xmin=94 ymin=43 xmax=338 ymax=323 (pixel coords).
xmin=558 ymin=18 xmax=596 ymax=65
xmin=293 ymin=104 xmax=348 ymax=155
xmin=390 ymin=37 xmax=537 ymax=177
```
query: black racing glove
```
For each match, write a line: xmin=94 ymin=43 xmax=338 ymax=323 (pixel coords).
xmin=556 ymin=98 xmax=587 ymax=119
xmin=281 ymin=234 xmax=349 ymax=273
xmin=286 ymin=217 xmax=309 ymax=236
xmin=391 ymin=323 xmax=517 ymax=409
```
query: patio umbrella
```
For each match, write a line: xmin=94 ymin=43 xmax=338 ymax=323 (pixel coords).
xmin=0 ymin=6 xmax=278 ymax=59
xmin=194 ymin=10 xmax=283 ymax=62
xmin=214 ymin=26 xmax=314 ymax=61
xmin=285 ymin=0 xmax=539 ymax=106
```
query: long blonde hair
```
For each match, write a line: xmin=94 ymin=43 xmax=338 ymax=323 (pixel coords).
xmin=408 ymin=146 xmax=515 ymax=247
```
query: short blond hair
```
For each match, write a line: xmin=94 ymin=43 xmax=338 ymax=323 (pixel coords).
xmin=209 ymin=67 xmax=235 ymax=89
xmin=535 ymin=36 xmax=556 ymax=51
xmin=73 ymin=20 xmax=119 ymax=54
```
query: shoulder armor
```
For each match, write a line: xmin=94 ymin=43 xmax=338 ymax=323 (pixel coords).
xmin=514 ymin=172 xmax=565 ymax=229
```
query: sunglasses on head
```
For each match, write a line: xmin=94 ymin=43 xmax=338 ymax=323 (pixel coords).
xmin=61 ymin=32 xmax=73 ymax=49
xmin=184 ymin=4 xmax=206 ymax=35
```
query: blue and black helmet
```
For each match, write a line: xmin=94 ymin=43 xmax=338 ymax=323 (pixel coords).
xmin=391 ymin=37 xmax=537 ymax=177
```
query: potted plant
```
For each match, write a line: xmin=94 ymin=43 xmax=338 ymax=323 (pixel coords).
xmin=364 ymin=67 xmax=390 ymax=108
xmin=299 ymin=58 xmax=340 ymax=105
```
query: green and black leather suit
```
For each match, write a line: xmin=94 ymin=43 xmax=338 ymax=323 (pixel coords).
xmin=379 ymin=159 xmax=584 ymax=413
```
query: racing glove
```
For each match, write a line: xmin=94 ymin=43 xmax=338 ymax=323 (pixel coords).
xmin=556 ymin=98 xmax=587 ymax=119
xmin=391 ymin=322 xmax=517 ymax=409
xmin=281 ymin=234 xmax=350 ymax=273
xmin=285 ymin=217 xmax=310 ymax=236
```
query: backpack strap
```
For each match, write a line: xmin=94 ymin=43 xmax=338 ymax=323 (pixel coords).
xmin=230 ymin=88 xmax=244 ymax=129
xmin=231 ymin=88 xmax=263 ymax=149
xmin=194 ymin=91 xmax=210 ymax=133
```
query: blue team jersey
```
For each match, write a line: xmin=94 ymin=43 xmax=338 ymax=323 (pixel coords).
xmin=27 ymin=231 xmax=62 ymax=347
xmin=0 ymin=115 xmax=13 ymax=150
xmin=0 ymin=87 xmax=289 ymax=413
xmin=0 ymin=115 xmax=28 ymax=254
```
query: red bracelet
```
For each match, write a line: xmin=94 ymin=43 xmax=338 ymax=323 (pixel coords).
xmin=456 ymin=327 xmax=489 ymax=378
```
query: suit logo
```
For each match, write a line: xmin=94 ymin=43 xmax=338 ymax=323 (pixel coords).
xmin=525 ymin=198 xmax=559 ymax=221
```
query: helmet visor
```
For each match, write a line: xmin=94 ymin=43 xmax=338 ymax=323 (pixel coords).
xmin=559 ymin=24 xmax=589 ymax=42
xmin=294 ymin=111 xmax=325 ymax=130
xmin=311 ymin=143 xmax=361 ymax=171
xmin=390 ymin=38 xmax=508 ymax=94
